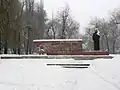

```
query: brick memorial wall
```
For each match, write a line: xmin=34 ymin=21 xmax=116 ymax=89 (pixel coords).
xmin=33 ymin=39 xmax=82 ymax=55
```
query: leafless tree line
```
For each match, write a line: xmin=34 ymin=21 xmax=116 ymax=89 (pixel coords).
xmin=0 ymin=0 xmax=80 ymax=54
xmin=83 ymin=8 xmax=120 ymax=54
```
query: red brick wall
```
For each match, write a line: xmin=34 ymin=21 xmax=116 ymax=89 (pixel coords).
xmin=34 ymin=40 xmax=82 ymax=55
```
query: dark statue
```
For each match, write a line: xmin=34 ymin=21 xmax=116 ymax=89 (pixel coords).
xmin=92 ymin=30 xmax=100 ymax=50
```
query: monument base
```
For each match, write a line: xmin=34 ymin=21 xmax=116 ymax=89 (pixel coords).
xmin=47 ymin=51 xmax=109 ymax=55
xmin=33 ymin=39 xmax=109 ymax=56
xmin=81 ymin=51 xmax=109 ymax=55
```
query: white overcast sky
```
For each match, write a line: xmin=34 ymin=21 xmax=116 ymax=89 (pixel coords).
xmin=35 ymin=0 xmax=120 ymax=33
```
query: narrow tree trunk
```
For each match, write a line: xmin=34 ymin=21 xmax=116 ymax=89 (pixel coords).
xmin=4 ymin=40 xmax=8 ymax=54
xmin=26 ymin=27 xmax=30 ymax=54
xmin=18 ymin=32 xmax=21 ymax=55
xmin=61 ymin=20 xmax=66 ymax=39
xmin=18 ymin=48 xmax=20 ymax=55
xmin=113 ymin=40 xmax=116 ymax=54
xmin=61 ymin=28 xmax=65 ymax=39
xmin=52 ymin=28 xmax=56 ymax=39
xmin=0 ymin=43 xmax=2 ymax=54
xmin=29 ymin=49 xmax=32 ymax=54
xmin=13 ymin=30 xmax=17 ymax=54
xmin=0 ymin=35 xmax=2 ymax=54
xmin=13 ymin=48 xmax=17 ymax=54
xmin=26 ymin=39 xmax=29 ymax=55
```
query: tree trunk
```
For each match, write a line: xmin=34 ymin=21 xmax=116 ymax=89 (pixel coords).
xmin=18 ymin=32 xmax=21 ymax=55
xmin=13 ymin=30 xmax=17 ymax=54
xmin=0 ymin=35 xmax=2 ymax=54
xmin=26 ymin=27 xmax=30 ymax=55
xmin=0 ymin=43 xmax=2 ymax=54
xmin=52 ymin=27 xmax=56 ymax=39
xmin=13 ymin=48 xmax=17 ymax=54
xmin=4 ymin=40 xmax=8 ymax=54
xmin=113 ymin=40 xmax=116 ymax=54
xmin=29 ymin=49 xmax=32 ymax=54
xmin=61 ymin=26 xmax=66 ymax=39
xmin=61 ymin=19 xmax=66 ymax=39
xmin=53 ymin=32 xmax=56 ymax=39
xmin=26 ymin=38 xmax=29 ymax=55
xmin=18 ymin=48 xmax=20 ymax=55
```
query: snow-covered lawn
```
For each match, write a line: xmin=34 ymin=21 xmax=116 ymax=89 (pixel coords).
xmin=0 ymin=55 xmax=120 ymax=90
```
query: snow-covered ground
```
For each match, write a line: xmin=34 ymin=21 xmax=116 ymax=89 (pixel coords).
xmin=0 ymin=55 xmax=120 ymax=90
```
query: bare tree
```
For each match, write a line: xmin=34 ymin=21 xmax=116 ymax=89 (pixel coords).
xmin=55 ymin=4 xmax=80 ymax=39
xmin=56 ymin=5 xmax=70 ymax=39
xmin=84 ymin=11 xmax=120 ymax=54
xmin=108 ymin=11 xmax=120 ymax=53
xmin=45 ymin=16 xmax=61 ymax=39
xmin=65 ymin=18 xmax=80 ymax=39
xmin=45 ymin=5 xmax=80 ymax=39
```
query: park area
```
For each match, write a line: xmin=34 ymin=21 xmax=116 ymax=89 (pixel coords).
xmin=0 ymin=54 xmax=120 ymax=90
xmin=1 ymin=0 xmax=120 ymax=90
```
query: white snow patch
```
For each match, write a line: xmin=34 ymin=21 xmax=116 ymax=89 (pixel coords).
xmin=0 ymin=54 xmax=120 ymax=90
xmin=33 ymin=39 xmax=82 ymax=42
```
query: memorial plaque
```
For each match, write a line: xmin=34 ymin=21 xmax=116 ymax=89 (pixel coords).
xmin=33 ymin=39 xmax=82 ymax=55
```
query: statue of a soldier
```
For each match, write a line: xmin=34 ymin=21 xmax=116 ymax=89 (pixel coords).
xmin=92 ymin=28 xmax=100 ymax=51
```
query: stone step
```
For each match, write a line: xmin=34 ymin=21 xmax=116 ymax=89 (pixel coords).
xmin=63 ymin=66 xmax=89 ymax=68
xmin=47 ymin=64 xmax=90 ymax=66
xmin=47 ymin=63 xmax=90 ymax=69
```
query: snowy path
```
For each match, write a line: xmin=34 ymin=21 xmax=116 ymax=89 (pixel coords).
xmin=0 ymin=56 xmax=120 ymax=90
